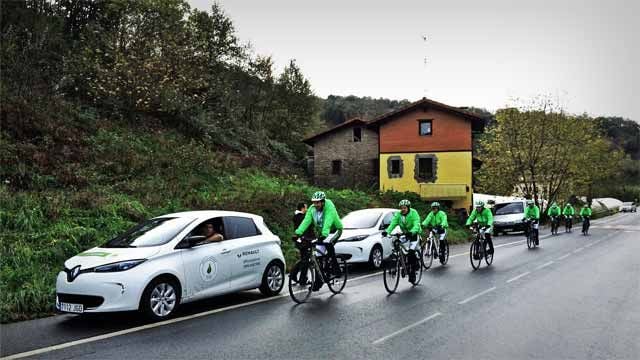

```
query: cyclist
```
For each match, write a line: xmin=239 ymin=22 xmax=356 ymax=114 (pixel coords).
xmin=465 ymin=200 xmax=494 ymax=255
xmin=293 ymin=191 xmax=343 ymax=290
xmin=382 ymin=199 xmax=422 ymax=283
xmin=547 ymin=202 xmax=561 ymax=233
xmin=580 ymin=204 xmax=592 ymax=235
xmin=563 ymin=202 xmax=575 ymax=231
xmin=524 ymin=200 xmax=540 ymax=245
xmin=421 ymin=201 xmax=448 ymax=259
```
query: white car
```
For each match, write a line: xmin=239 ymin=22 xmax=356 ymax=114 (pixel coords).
xmin=56 ymin=211 xmax=285 ymax=320
xmin=619 ymin=202 xmax=637 ymax=212
xmin=334 ymin=208 xmax=398 ymax=269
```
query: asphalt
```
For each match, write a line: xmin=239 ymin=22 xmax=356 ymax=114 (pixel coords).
xmin=1 ymin=212 xmax=639 ymax=359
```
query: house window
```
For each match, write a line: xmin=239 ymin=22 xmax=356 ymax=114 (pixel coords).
xmin=331 ymin=160 xmax=342 ymax=175
xmin=419 ymin=120 xmax=432 ymax=136
xmin=414 ymin=154 xmax=437 ymax=182
xmin=353 ymin=127 xmax=362 ymax=142
xmin=387 ymin=156 xmax=403 ymax=178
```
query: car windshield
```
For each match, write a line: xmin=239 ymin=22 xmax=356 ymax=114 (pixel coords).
xmin=342 ymin=211 xmax=382 ymax=229
xmin=494 ymin=202 xmax=524 ymax=215
xmin=103 ymin=217 xmax=195 ymax=248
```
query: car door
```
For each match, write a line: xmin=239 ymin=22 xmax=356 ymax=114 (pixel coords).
xmin=379 ymin=211 xmax=396 ymax=258
xmin=179 ymin=219 xmax=234 ymax=300
xmin=223 ymin=216 xmax=265 ymax=289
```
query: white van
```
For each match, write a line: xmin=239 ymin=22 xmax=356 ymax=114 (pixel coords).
xmin=492 ymin=200 xmax=528 ymax=235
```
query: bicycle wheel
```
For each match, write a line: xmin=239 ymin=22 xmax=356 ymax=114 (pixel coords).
xmin=288 ymin=261 xmax=315 ymax=304
xmin=484 ymin=240 xmax=493 ymax=266
xmin=383 ymin=254 xmax=400 ymax=294
xmin=469 ymin=240 xmax=481 ymax=270
xmin=526 ymin=232 xmax=534 ymax=249
xmin=327 ymin=257 xmax=348 ymax=294
xmin=411 ymin=248 xmax=423 ymax=286
xmin=440 ymin=240 xmax=449 ymax=265
xmin=422 ymin=239 xmax=434 ymax=270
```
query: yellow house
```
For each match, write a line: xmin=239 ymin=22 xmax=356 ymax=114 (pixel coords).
xmin=368 ymin=98 xmax=484 ymax=210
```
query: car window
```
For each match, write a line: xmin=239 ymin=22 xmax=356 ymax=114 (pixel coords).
xmin=380 ymin=211 xmax=396 ymax=229
xmin=342 ymin=211 xmax=382 ymax=229
xmin=223 ymin=216 xmax=261 ymax=239
xmin=104 ymin=217 xmax=194 ymax=248
xmin=494 ymin=202 xmax=524 ymax=215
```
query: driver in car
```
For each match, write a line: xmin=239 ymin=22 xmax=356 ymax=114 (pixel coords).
xmin=203 ymin=223 xmax=224 ymax=243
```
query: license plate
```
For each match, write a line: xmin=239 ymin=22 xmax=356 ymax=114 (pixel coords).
xmin=59 ymin=302 xmax=84 ymax=313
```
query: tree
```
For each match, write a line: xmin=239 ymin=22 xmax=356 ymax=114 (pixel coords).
xmin=476 ymin=98 xmax=624 ymax=214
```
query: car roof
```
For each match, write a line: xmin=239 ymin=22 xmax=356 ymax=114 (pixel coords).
xmin=344 ymin=208 xmax=397 ymax=215
xmin=155 ymin=210 xmax=263 ymax=221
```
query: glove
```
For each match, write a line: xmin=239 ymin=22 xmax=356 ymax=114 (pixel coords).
xmin=434 ymin=226 xmax=443 ymax=233
xmin=381 ymin=231 xmax=388 ymax=237
xmin=318 ymin=236 xmax=326 ymax=242
xmin=292 ymin=235 xmax=299 ymax=242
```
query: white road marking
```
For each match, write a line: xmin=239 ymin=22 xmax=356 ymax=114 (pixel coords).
xmin=506 ymin=272 xmax=531 ymax=284
xmin=584 ymin=243 xmax=594 ymax=248
xmin=557 ymin=253 xmax=571 ymax=261
xmin=535 ymin=261 xmax=554 ymax=270
xmin=372 ymin=312 xmax=442 ymax=345
xmin=458 ymin=287 xmax=497 ymax=305
xmin=573 ymin=247 xmax=584 ymax=253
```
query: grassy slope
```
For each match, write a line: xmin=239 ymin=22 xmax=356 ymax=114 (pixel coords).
xmin=0 ymin=122 xmax=467 ymax=323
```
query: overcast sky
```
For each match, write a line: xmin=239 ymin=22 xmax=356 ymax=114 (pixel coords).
xmin=188 ymin=0 xmax=639 ymax=120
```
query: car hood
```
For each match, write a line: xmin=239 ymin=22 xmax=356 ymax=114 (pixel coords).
xmin=339 ymin=228 xmax=379 ymax=241
xmin=493 ymin=213 xmax=524 ymax=224
xmin=64 ymin=246 xmax=161 ymax=270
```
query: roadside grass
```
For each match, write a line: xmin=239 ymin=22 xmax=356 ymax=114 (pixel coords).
xmin=0 ymin=126 xmax=468 ymax=323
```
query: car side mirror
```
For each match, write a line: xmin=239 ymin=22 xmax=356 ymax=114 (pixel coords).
xmin=185 ymin=235 xmax=206 ymax=247
xmin=380 ymin=223 xmax=388 ymax=230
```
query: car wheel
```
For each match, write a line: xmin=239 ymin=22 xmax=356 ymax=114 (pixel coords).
xmin=140 ymin=277 xmax=180 ymax=321
xmin=259 ymin=260 xmax=284 ymax=296
xmin=369 ymin=245 xmax=383 ymax=269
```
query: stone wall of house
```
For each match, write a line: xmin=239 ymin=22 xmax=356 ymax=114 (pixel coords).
xmin=313 ymin=125 xmax=379 ymax=189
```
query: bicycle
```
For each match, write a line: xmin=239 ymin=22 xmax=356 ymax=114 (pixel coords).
xmin=383 ymin=234 xmax=423 ymax=294
xmin=524 ymin=219 xmax=539 ymax=249
xmin=550 ymin=216 xmax=560 ymax=235
xmin=421 ymin=229 xmax=449 ymax=269
xmin=469 ymin=222 xmax=493 ymax=270
xmin=288 ymin=238 xmax=351 ymax=304
xmin=564 ymin=215 xmax=572 ymax=233
xmin=581 ymin=216 xmax=590 ymax=236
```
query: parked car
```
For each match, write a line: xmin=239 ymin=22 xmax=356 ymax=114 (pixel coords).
xmin=56 ymin=211 xmax=285 ymax=320
xmin=334 ymin=208 xmax=397 ymax=269
xmin=619 ymin=202 xmax=637 ymax=212
xmin=492 ymin=200 xmax=528 ymax=235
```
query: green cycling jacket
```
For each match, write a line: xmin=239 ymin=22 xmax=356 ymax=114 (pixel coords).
xmin=295 ymin=199 xmax=343 ymax=238
xmin=524 ymin=205 xmax=540 ymax=220
xmin=386 ymin=208 xmax=422 ymax=235
xmin=422 ymin=210 xmax=449 ymax=228
xmin=465 ymin=207 xmax=494 ymax=227
xmin=563 ymin=204 xmax=575 ymax=216
xmin=580 ymin=207 xmax=592 ymax=217
xmin=547 ymin=205 xmax=561 ymax=217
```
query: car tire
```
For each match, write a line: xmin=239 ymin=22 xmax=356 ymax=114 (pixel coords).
xmin=369 ymin=245 xmax=384 ymax=269
xmin=259 ymin=260 xmax=285 ymax=296
xmin=140 ymin=276 xmax=181 ymax=321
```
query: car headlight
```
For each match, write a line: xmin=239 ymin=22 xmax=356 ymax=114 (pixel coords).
xmin=339 ymin=235 xmax=369 ymax=242
xmin=94 ymin=259 xmax=146 ymax=273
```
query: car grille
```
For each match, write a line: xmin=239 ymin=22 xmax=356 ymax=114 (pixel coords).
xmin=57 ymin=293 xmax=104 ymax=309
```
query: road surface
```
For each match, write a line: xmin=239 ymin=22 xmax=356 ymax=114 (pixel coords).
xmin=2 ymin=212 xmax=639 ymax=359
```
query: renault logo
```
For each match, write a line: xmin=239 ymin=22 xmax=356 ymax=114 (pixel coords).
xmin=67 ymin=265 xmax=81 ymax=282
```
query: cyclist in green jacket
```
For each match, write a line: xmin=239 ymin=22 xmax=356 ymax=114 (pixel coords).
xmin=580 ymin=204 xmax=592 ymax=236
xmin=524 ymin=199 xmax=540 ymax=244
xmin=547 ymin=202 xmax=561 ymax=234
xmin=382 ymin=199 xmax=422 ymax=283
xmin=293 ymin=191 xmax=344 ymax=286
xmin=465 ymin=200 xmax=494 ymax=255
xmin=422 ymin=201 xmax=448 ymax=258
xmin=563 ymin=202 xmax=575 ymax=232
